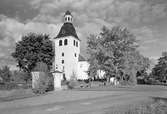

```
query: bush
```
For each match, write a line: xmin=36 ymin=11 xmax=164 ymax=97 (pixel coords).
xmin=66 ymin=71 xmax=80 ymax=89
xmin=11 ymin=71 xmax=31 ymax=84
xmin=67 ymin=80 xmax=78 ymax=89
xmin=32 ymin=80 xmax=47 ymax=94
xmin=0 ymin=66 xmax=12 ymax=83
xmin=0 ymin=82 xmax=19 ymax=90
xmin=145 ymin=78 xmax=161 ymax=85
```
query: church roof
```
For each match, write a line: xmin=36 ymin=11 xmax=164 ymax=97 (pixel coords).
xmin=65 ymin=10 xmax=72 ymax=15
xmin=55 ymin=23 xmax=80 ymax=40
xmin=79 ymin=55 xmax=86 ymax=61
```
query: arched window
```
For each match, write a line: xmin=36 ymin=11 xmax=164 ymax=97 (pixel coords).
xmin=62 ymin=52 xmax=64 ymax=56
xmin=64 ymin=39 xmax=68 ymax=45
xmin=76 ymin=41 xmax=78 ymax=47
xmin=65 ymin=17 xmax=67 ymax=21
xmin=59 ymin=40 xmax=62 ymax=46
xmin=73 ymin=40 xmax=75 ymax=46
xmin=62 ymin=60 xmax=64 ymax=64
xmin=68 ymin=17 xmax=70 ymax=21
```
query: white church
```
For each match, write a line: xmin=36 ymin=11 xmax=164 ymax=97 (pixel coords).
xmin=52 ymin=11 xmax=90 ymax=89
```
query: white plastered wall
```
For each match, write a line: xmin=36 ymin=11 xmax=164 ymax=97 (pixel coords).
xmin=54 ymin=36 xmax=80 ymax=80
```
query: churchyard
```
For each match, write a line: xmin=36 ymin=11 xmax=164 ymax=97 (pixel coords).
xmin=0 ymin=10 xmax=167 ymax=114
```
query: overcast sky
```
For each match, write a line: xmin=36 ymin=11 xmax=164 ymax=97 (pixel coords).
xmin=0 ymin=0 xmax=167 ymax=69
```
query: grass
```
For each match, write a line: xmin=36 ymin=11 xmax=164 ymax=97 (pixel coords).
xmin=104 ymin=97 xmax=167 ymax=114
xmin=0 ymin=89 xmax=36 ymax=102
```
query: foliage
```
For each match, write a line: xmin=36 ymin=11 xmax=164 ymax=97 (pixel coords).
xmin=67 ymin=71 xmax=78 ymax=89
xmin=11 ymin=70 xmax=30 ymax=83
xmin=32 ymin=62 xmax=49 ymax=72
xmin=0 ymin=66 xmax=11 ymax=82
xmin=151 ymin=52 xmax=167 ymax=82
xmin=0 ymin=82 xmax=19 ymax=90
xmin=87 ymin=26 xmax=150 ymax=84
xmin=12 ymin=33 xmax=54 ymax=73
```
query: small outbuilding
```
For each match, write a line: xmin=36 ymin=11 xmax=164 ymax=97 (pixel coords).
xmin=31 ymin=62 xmax=48 ymax=89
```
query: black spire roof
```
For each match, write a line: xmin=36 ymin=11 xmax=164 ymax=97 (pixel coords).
xmin=55 ymin=11 xmax=80 ymax=40
xmin=55 ymin=23 xmax=79 ymax=40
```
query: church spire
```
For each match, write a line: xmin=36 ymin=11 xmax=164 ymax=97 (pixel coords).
xmin=55 ymin=10 xmax=79 ymax=40
xmin=64 ymin=10 xmax=73 ymax=23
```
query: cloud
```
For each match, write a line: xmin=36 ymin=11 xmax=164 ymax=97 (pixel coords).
xmin=132 ymin=26 xmax=157 ymax=53
xmin=0 ymin=0 xmax=39 ymax=21
xmin=27 ymin=0 xmax=167 ymax=28
xmin=0 ymin=15 xmax=63 ymax=68
xmin=133 ymin=26 xmax=158 ymax=44
xmin=0 ymin=0 xmax=167 ymax=68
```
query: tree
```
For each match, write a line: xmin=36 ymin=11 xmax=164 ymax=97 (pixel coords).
xmin=87 ymin=26 xmax=150 ymax=84
xmin=123 ymin=51 xmax=150 ymax=84
xmin=11 ymin=70 xmax=30 ymax=83
xmin=0 ymin=66 xmax=11 ymax=82
xmin=151 ymin=52 xmax=167 ymax=82
xmin=12 ymin=33 xmax=54 ymax=73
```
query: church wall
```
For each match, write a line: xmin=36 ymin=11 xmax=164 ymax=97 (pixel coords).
xmin=54 ymin=36 xmax=80 ymax=80
xmin=77 ymin=61 xmax=89 ymax=80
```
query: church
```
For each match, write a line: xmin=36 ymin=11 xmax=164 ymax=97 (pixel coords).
xmin=52 ymin=11 xmax=89 ymax=88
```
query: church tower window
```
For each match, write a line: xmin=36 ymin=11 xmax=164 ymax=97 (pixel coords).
xmin=76 ymin=41 xmax=78 ymax=47
xmin=64 ymin=39 xmax=68 ymax=45
xmin=64 ymin=10 xmax=73 ymax=23
xmin=62 ymin=52 xmax=64 ymax=56
xmin=59 ymin=40 xmax=62 ymax=46
xmin=73 ymin=40 xmax=75 ymax=46
xmin=65 ymin=17 xmax=67 ymax=21
xmin=62 ymin=60 xmax=64 ymax=64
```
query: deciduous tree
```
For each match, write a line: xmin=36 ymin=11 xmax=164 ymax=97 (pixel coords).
xmin=87 ymin=26 xmax=150 ymax=84
xmin=12 ymin=33 xmax=54 ymax=73
xmin=151 ymin=52 xmax=167 ymax=82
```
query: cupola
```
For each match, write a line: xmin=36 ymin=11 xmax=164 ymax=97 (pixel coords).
xmin=64 ymin=10 xmax=73 ymax=23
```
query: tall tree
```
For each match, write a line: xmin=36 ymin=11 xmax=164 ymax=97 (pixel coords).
xmin=0 ymin=66 xmax=11 ymax=82
xmin=87 ymin=26 xmax=150 ymax=84
xmin=151 ymin=52 xmax=167 ymax=82
xmin=12 ymin=33 xmax=54 ymax=73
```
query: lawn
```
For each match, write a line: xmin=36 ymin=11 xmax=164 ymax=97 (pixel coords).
xmin=0 ymin=89 xmax=36 ymax=102
xmin=103 ymin=97 xmax=167 ymax=114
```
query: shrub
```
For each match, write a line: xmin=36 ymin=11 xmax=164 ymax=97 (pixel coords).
xmin=0 ymin=66 xmax=12 ymax=83
xmin=67 ymin=80 xmax=78 ymax=89
xmin=0 ymin=82 xmax=19 ymax=90
xmin=145 ymin=78 xmax=162 ymax=85
xmin=66 ymin=71 xmax=79 ymax=89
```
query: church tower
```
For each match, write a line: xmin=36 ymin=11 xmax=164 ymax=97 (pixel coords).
xmin=54 ymin=11 xmax=80 ymax=80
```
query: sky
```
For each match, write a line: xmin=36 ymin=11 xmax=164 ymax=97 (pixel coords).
xmin=0 ymin=0 xmax=167 ymax=69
